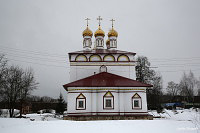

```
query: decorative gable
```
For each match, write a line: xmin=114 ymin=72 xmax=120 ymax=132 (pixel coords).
xmin=77 ymin=93 xmax=86 ymax=99
xmin=132 ymin=93 xmax=141 ymax=98
xmin=104 ymin=91 xmax=113 ymax=97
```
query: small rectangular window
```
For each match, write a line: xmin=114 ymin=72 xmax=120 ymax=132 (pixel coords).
xmin=105 ymin=99 xmax=112 ymax=107
xmin=78 ymin=101 xmax=84 ymax=108
xmin=134 ymin=100 xmax=139 ymax=107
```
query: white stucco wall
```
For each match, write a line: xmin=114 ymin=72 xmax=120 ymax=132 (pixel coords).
xmin=66 ymin=87 xmax=148 ymax=116
xmin=69 ymin=64 xmax=136 ymax=82
xmin=69 ymin=52 xmax=136 ymax=82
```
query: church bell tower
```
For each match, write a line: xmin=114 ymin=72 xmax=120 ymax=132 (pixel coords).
xmin=82 ymin=18 xmax=93 ymax=50
xmin=107 ymin=19 xmax=118 ymax=50
xmin=94 ymin=16 xmax=105 ymax=49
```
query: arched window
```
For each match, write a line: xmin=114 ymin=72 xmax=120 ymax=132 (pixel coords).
xmin=132 ymin=93 xmax=142 ymax=109
xmin=86 ymin=40 xmax=89 ymax=46
xmin=99 ymin=65 xmax=107 ymax=72
xmin=76 ymin=93 xmax=86 ymax=110
xmin=117 ymin=54 xmax=130 ymax=62
xmin=89 ymin=40 xmax=92 ymax=47
xmin=110 ymin=41 xmax=113 ymax=47
xmin=103 ymin=54 xmax=115 ymax=62
xmin=114 ymin=40 xmax=117 ymax=47
xmin=75 ymin=54 xmax=87 ymax=62
xmin=103 ymin=91 xmax=114 ymax=109
xmin=83 ymin=40 xmax=86 ymax=47
xmin=89 ymin=54 xmax=102 ymax=61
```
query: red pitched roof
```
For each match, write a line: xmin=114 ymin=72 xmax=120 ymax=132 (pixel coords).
xmin=63 ymin=72 xmax=153 ymax=89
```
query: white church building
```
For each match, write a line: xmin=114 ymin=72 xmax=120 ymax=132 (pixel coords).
xmin=63 ymin=17 xmax=153 ymax=120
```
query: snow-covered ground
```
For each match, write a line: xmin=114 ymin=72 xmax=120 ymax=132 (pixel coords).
xmin=0 ymin=109 xmax=200 ymax=133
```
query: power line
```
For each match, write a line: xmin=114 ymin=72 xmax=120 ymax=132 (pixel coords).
xmin=6 ymin=57 xmax=200 ymax=74
xmin=149 ymin=57 xmax=200 ymax=62
xmin=6 ymin=58 xmax=131 ymax=72
xmin=3 ymin=50 xmax=200 ymax=67
xmin=159 ymin=68 xmax=200 ymax=73
xmin=151 ymin=63 xmax=200 ymax=68
xmin=0 ymin=50 xmax=68 ymax=64
xmin=1 ymin=45 xmax=200 ymax=63
xmin=3 ymin=50 xmax=200 ymax=72
xmin=1 ymin=45 xmax=200 ymax=74
xmin=0 ymin=45 xmax=68 ymax=58
xmin=6 ymin=58 xmax=70 ymax=69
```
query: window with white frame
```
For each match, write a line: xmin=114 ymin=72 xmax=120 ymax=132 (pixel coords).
xmin=76 ymin=93 xmax=86 ymax=110
xmin=134 ymin=100 xmax=139 ymax=107
xmin=132 ymin=93 xmax=142 ymax=109
xmin=103 ymin=91 xmax=114 ymax=109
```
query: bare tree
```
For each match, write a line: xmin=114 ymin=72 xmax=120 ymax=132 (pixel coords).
xmin=179 ymin=71 xmax=197 ymax=103
xmin=0 ymin=66 xmax=38 ymax=117
xmin=0 ymin=54 xmax=7 ymax=101
xmin=0 ymin=54 xmax=7 ymax=71
xmin=166 ymin=81 xmax=180 ymax=102
xmin=19 ymin=68 xmax=38 ymax=117
xmin=1 ymin=66 xmax=24 ymax=117
xmin=197 ymin=77 xmax=200 ymax=96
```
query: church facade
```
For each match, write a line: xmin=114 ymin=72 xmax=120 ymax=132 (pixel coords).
xmin=63 ymin=17 xmax=153 ymax=120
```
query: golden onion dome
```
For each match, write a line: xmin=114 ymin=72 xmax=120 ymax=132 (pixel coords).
xmin=108 ymin=28 xmax=118 ymax=37
xmin=82 ymin=27 xmax=93 ymax=37
xmin=94 ymin=26 xmax=105 ymax=37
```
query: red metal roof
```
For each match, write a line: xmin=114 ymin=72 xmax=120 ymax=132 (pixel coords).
xmin=63 ymin=72 xmax=153 ymax=89
xmin=68 ymin=49 xmax=136 ymax=55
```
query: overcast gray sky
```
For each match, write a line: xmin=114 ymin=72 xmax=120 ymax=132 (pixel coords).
xmin=0 ymin=0 xmax=200 ymax=99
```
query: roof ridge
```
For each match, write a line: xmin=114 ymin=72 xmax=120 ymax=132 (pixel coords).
xmin=63 ymin=72 xmax=153 ymax=89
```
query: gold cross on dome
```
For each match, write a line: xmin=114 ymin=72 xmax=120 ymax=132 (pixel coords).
xmin=110 ymin=19 xmax=115 ymax=28
xmin=97 ymin=16 xmax=103 ymax=26
xmin=85 ymin=18 xmax=90 ymax=26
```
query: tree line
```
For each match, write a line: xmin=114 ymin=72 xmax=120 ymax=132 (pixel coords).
xmin=166 ymin=71 xmax=200 ymax=103
xmin=136 ymin=56 xmax=200 ymax=110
